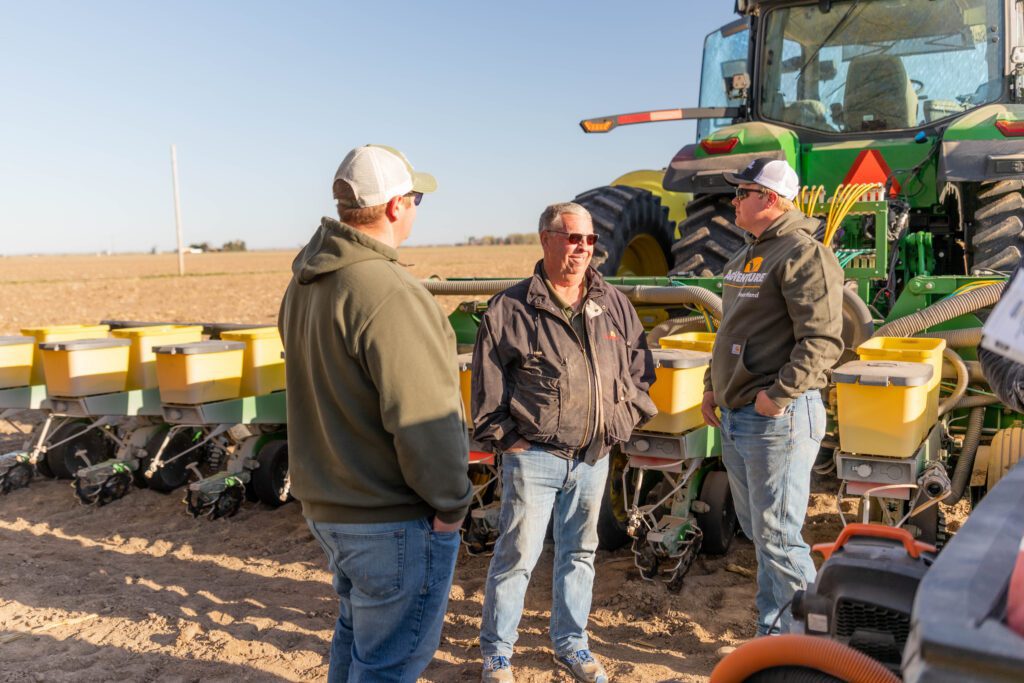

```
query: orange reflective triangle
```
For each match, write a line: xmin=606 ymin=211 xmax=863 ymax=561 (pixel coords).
xmin=842 ymin=149 xmax=901 ymax=196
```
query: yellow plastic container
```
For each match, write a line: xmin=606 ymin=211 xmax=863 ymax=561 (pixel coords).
xmin=857 ymin=336 xmax=945 ymax=429
xmin=659 ymin=331 xmax=716 ymax=353
xmin=39 ymin=338 xmax=131 ymax=397
xmin=219 ymin=327 xmax=285 ymax=396
xmin=154 ymin=340 xmax=245 ymax=404
xmin=111 ymin=325 xmax=205 ymax=390
xmin=834 ymin=360 xmax=935 ymax=457
xmin=21 ymin=324 xmax=110 ymax=385
xmin=639 ymin=348 xmax=711 ymax=434
xmin=457 ymin=353 xmax=473 ymax=420
xmin=0 ymin=336 xmax=35 ymax=389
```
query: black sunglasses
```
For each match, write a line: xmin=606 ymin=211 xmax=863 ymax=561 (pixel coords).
xmin=546 ymin=230 xmax=598 ymax=246
xmin=405 ymin=191 xmax=423 ymax=206
xmin=735 ymin=187 xmax=767 ymax=200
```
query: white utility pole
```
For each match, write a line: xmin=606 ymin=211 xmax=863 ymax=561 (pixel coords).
xmin=170 ymin=144 xmax=185 ymax=276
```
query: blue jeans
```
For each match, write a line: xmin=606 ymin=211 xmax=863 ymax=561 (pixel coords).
xmin=480 ymin=448 xmax=609 ymax=658
xmin=308 ymin=517 xmax=460 ymax=682
xmin=720 ymin=391 xmax=825 ymax=635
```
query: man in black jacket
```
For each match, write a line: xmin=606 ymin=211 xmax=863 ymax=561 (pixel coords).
xmin=471 ymin=202 xmax=657 ymax=683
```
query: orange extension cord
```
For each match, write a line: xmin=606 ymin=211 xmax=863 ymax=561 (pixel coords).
xmin=711 ymin=634 xmax=900 ymax=683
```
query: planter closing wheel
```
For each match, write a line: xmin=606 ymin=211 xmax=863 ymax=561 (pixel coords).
xmin=252 ymin=439 xmax=291 ymax=507
xmin=697 ymin=470 xmax=737 ymax=555
xmin=138 ymin=427 xmax=206 ymax=493
xmin=46 ymin=422 xmax=113 ymax=480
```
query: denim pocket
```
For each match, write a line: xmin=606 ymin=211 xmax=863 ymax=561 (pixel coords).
xmin=330 ymin=528 xmax=405 ymax=599
xmin=426 ymin=530 xmax=460 ymax=592
xmin=807 ymin=393 xmax=825 ymax=443
xmin=730 ymin=404 xmax=793 ymax=437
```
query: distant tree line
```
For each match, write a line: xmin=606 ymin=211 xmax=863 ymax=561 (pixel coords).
xmin=187 ymin=240 xmax=248 ymax=253
xmin=463 ymin=232 xmax=539 ymax=246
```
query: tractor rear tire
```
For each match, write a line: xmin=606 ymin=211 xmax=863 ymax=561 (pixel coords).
xmin=573 ymin=185 xmax=675 ymax=276
xmin=45 ymin=422 xmax=113 ymax=479
xmin=696 ymin=470 xmax=738 ymax=555
xmin=252 ymin=439 xmax=291 ymax=507
xmin=971 ymin=179 xmax=1024 ymax=273
xmin=671 ymin=193 xmax=747 ymax=276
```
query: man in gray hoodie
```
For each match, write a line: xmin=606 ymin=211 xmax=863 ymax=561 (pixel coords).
xmin=279 ymin=145 xmax=473 ymax=682
xmin=700 ymin=158 xmax=844 ymax=636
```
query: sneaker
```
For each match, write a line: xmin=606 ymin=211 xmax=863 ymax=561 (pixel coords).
xmin=553 ymin=649 xmax=608 ymax=683
xmin=481 ymin=655 xmax=514 ymax=683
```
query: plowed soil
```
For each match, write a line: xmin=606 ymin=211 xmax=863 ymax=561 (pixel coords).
xmin=0 ymin=248 xmax=968 ymax=682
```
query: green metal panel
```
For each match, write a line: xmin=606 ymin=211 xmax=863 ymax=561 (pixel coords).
xmin=682 ymin=426 xmax=721 ymax=460
xmin=80 ymin=388 xmax=163 ymax=417
xmin=697 ymin=121 xmax=801 ymax=165
xmin=0 ymin=384 xmax=47 ymax=410
xmin=168 ymin=391 xmax=288 ymax=426
xmin=800 ymin=138 xmax=938 ymax=210
xmin=943 ymin=104 xmax=1024 ymax=142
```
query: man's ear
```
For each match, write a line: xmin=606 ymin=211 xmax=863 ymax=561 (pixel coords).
xmin=384 ymin=196 xmax=402 ymax=222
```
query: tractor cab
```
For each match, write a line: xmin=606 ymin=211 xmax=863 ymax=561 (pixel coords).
xmin=703 ymin=0 xmax=1009 ymax=138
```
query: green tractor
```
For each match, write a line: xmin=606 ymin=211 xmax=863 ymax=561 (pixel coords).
xmin=577 ymin=0 xmax=1024 ymax=291
xmin=559 ymin=0 xmax=1024 ymax=557
xmin=442 ymin=0 xmax=1024 ymax=585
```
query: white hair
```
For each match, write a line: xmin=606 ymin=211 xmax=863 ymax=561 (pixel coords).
xmin=538 ymin=202 xmax=592 ymax=233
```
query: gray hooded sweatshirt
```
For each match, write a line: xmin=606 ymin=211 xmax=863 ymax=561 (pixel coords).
xmin=705 ymin=209 xmax=845 ymax=410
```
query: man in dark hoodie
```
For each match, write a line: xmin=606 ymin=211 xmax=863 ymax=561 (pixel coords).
xmin=700 ymin=158 xmax=844 ymax=636
xmin=278 ymin=144 xmax=474 ymax=682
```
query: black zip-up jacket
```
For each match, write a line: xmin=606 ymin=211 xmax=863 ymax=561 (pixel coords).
xmin=471 ymin=262 xmax=657 ymax=465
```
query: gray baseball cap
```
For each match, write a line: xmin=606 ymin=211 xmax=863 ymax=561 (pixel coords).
xmin=723 ymin=158 xmax=800 ymax=200
xmin=334 ymin=144 xmax=438 ymax=207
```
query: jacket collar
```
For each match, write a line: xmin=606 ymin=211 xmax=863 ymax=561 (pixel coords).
xmin=748 ymin=209 xmax=816 ymax=244
xmin=525 ymin=260 xmax=607 ymax=310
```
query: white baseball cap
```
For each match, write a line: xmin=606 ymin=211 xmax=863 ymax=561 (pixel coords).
xmin=333 ymin=144 xmax=438 ymax=208
xmin=723 ymin=158 xmax=800 ymax=200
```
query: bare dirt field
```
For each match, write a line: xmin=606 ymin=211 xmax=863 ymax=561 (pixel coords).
xmin=0 ymin=247 xmax=966 ymax=682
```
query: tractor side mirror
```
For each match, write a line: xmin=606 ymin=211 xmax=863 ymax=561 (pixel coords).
xmin=721 ymin=59 xmax=749 ymax=101
xmin=727 ymin=73 xmax=752 ymax=101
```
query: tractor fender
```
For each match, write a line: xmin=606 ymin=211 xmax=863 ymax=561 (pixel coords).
xmin=940 ymin=104 xmax=1024 ymax=182
xmin=609 ymin=169 xmax=691 ymax=227
xmin=662 ymin=121 xmax=800 ymax=194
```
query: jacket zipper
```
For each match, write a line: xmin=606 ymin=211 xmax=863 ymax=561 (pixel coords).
xmin=538 ymin=301 xmax=599 ymax=454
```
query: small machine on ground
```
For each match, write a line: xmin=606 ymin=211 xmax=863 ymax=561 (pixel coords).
xmin=617 ymin=341 xmax=736 ymax=591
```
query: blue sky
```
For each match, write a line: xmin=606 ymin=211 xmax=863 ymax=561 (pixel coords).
xmin=0 ymin=1 xmax=737 ymax=254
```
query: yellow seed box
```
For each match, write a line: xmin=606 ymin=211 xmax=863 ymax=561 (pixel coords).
xmin=21 ymin=324 xmax=110 ymax=385
xmin=0 ymin=336 xmax=35 ymax=389
xmin=111 ymin=325 xmax=205 ymax=390
xmin=856 ymin=336 xmax=945 ymax=430
xmin=638 ymin=348 xmax=711 ymax=434
xmin=834 ymin=360 xmax=935 ymax=457
xmin=659 ymin=331 xmax=716 ymax=353
xmin=39 ymin=338 xmax=131 ymax=397
xmin=457 ymin=353 xmax=473 ymax=421
xmin=219 ymin=327 xmax=285 ymax=396
xmin=154 ymin=341 xmax=245 ymax=404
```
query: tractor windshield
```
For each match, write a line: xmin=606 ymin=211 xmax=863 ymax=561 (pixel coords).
xmin=759 ymin=0 xmax=1005 ymax=134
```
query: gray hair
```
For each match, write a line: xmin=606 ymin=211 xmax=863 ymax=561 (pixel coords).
xmin=538 ymin=202 xmax=592 ymax=233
